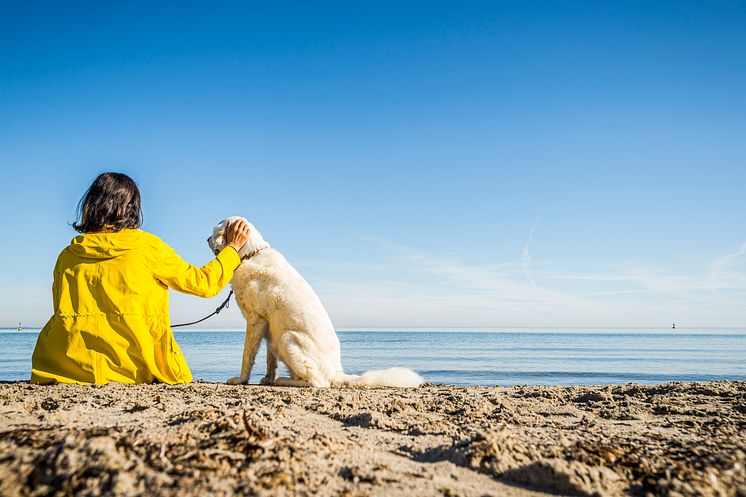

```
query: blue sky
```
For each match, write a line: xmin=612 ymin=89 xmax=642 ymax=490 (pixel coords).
xmin=1 ymin=1 xmax=745 ymax=329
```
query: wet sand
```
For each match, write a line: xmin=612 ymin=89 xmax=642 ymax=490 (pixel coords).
xmin=0 ymin=381 xmax=744 ymax=496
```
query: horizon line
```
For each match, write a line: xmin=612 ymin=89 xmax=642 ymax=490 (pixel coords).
xmin=3 ymin=326 xmax=745 ymax=333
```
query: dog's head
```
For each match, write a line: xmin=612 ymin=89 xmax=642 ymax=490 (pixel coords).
xmin=207 ymin=216 xmax=270 ymax=259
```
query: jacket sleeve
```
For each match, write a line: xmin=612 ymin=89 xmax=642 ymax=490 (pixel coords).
xmin=153 ymin=241 xmax=241 ymax=298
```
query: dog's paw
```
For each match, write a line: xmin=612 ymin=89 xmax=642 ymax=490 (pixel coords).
xmin=227 ymin=377 xmax=248 ymax=385
xmin=259 ymin=376 xmax=275 ymax=386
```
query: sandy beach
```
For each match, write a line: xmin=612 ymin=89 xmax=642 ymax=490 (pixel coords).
xmin=0 ymin=381 xmax=744 ymax=497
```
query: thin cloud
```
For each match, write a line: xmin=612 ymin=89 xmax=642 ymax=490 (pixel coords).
xmin=521 ymin=217 xmax=540 ymax=288
xmin=357 ymin=234 xmax=593 ymax=307
xmin=330 ymin=234 xmax=746 ymax=327
xmin=708 ymin=241 xmax=746 ymax=293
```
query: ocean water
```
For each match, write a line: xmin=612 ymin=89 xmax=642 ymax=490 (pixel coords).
xmin=2 ymin=330 xmax=745 ymax=386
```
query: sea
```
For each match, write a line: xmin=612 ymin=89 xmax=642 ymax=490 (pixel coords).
xmin=2 ymin=329 xmax=745 ymax=386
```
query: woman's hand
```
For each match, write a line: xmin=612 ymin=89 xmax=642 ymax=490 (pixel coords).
xmin=225 ymin=219 xmax=250 ymax=251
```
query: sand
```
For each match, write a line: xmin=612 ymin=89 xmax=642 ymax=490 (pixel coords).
xmin=0 ymin=381 xmax=744 ymax=497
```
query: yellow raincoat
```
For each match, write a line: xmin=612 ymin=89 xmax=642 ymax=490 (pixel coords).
xmin=31 ymin=229 xmax=240 ymax=384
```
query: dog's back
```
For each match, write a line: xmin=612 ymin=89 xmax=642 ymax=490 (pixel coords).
xmin=232 ymin=249 xmax=330 ymax=324
xmin=231 ymin=248 xmax=343 ymax=367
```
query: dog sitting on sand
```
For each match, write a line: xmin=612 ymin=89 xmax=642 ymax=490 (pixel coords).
xmin=207 ymin=216 xmax=423 ymax=388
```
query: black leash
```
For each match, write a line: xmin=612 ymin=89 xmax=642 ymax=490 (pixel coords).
xmin=171 ymin=290 xmax=234 ymax=328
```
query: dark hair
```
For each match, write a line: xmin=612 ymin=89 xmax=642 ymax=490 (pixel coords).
xmin=73 ymin=172 xmax=143 ymax=233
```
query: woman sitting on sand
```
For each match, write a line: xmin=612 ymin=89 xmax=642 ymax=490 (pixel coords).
xmin=31 ymin=172 xmax=250 ymax=385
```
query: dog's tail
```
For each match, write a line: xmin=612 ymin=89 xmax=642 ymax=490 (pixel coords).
xmin=333 ymin=367 xmax=423 ymax=388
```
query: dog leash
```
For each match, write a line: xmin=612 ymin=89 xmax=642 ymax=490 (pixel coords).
xmin=171 ymin=290 xmax=233 ymax=328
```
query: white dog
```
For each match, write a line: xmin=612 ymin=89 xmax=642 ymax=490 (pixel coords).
xmin=208 ymin=216 xmax=423 ymax=388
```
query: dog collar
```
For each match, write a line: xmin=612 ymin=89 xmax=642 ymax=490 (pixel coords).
xmin=241 ymin=247 xmax=267 ymax=261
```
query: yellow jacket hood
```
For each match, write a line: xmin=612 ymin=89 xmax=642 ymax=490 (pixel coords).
xmin=68 ymin=229 xmax=143 ymax=259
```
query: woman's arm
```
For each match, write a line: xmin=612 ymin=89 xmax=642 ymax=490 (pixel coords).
xmin=153 ymin=219 xmax=250 ymax=298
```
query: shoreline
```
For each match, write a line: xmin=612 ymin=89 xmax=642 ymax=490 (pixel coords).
xmin=1 ymin=381 xmax=744 ymax=496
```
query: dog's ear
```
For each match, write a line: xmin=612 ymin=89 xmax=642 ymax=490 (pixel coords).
xmin=212 ymin=219 xmax=229 ymax=237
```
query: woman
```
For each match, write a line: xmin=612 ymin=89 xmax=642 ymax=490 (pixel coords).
xmin=31 ymin=172 xmax=249 ymax=384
